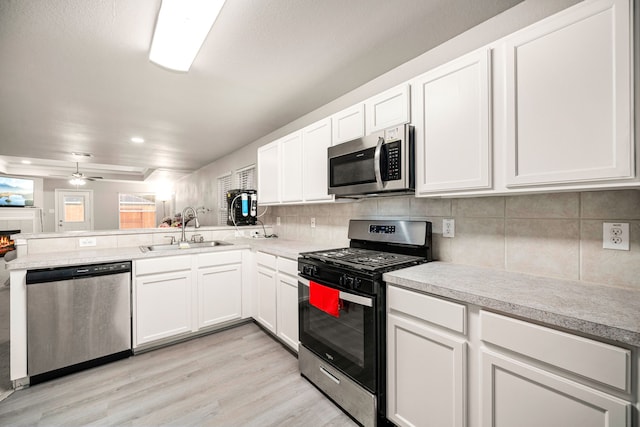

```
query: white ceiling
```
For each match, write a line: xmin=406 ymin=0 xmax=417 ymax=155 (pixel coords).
xmin=0 ymin=0 xmax=522 ymax=182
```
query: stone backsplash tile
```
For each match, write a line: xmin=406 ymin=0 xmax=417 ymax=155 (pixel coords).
xmin=267 ymin=190 xmax=640 ymax=288
xmin=452 ymin=196 xmax=505 ymax=218
xmin=506 ymin=218 xmax=580 ymax=280
xmin=411 ymin=197 xmax=452 ymax=217
xmin=581 ymin=190 xmax=640 ymax=219
xmin=580 ymin=220 xmax=640 ymax=289
xmin=450 ymin=218 xmax=505 ymax=269
xmin=506 ymin=192 xmax=579 ymax=218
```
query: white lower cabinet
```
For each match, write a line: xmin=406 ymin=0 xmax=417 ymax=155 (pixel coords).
xmin=197 ymin=251 xmax=243 ymax=329
xmin=256 ymin=263 xmax=277 ymax=333
xmin=481 ymin=349 xmax=630 ymax=427
xmin=134 ymin=250 xmax=245 ymax=348
xmin=479 ymin=310 xmax=632 ymax=427
xmin=255 ymin=251 xmax=300 ymax=351
xmin=387 ymin=287 xmax=635 ymax=427
xmin=276 ymin=257 xmax=299 ymax=351
xmin=387 ymin=286 xmax=467 ymax=427
xmin=135 ymin=255 xmax=193 ymax=346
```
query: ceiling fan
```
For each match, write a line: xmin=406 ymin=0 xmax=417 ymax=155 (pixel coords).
xmin=51 ymin=162 xmax=103 ymax=184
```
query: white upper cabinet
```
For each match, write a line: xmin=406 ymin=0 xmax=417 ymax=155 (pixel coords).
xmin=505 ymin=0 xmax=634 ymax=187
xmin=280 ymin=131 xmax=303 ymax=203
xmin=413 ymin=48 xmax=492 ymax=195
xmin=365 ymin=83 xmax=411 ymax=133
xmin=332 ymin=103 xmax=365 ymax=144
xmin=302 ymin=118 xmax=333 ymax=202
xmin=257 ymin=141 xmax=280 ymax=204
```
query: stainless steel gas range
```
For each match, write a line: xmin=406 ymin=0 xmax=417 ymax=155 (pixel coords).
xmin=298 ymin=219 xmax=433 ymax=426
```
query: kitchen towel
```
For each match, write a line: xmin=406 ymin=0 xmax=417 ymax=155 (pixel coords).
xmin=309 ymin=281 xmax=340 ymax=317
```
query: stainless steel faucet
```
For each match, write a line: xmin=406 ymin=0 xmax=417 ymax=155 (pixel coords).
xmin=180 ymin=206 xmax=200 ymax=242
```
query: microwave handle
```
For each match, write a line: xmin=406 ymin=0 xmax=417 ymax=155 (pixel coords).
xmin=373 ymin=136 xmax=385 ymax=190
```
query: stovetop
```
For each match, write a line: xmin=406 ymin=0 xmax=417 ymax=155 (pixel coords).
xmin=301 ymin=247 xmax=426 ymax=272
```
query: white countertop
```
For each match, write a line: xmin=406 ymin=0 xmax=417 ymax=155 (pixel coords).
xmin=4 ymin=237 xmax=333 ymax=270
xmin=384 ymin=262 xmax=640 ymax=347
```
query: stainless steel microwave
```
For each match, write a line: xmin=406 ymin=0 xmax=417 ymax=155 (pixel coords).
xmin=328 ymin=124 xmax=414 ymax=197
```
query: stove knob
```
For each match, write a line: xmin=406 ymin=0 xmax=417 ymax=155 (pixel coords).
xmin=344 ymin=275 xmax=354 ymax=288
xmin=303 ymin=265 xmax=316 ymax=276
xmin=354 ymin=278 xmax=362 ymax=289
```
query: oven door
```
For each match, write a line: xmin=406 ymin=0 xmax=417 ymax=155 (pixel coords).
xmin=298 ymin=276 xmax=377 ymax=392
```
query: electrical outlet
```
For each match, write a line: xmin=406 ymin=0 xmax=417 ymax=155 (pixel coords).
xmin=311 ymin=217 xmax=316 ymax=228
xmin=276 ymin=216 xmax=281 ymax=226
xmin=603 ymin=222 xmax=629 ymax=250
xmin=443 ymin=219 xmax=455 ymax=238
xmin=79 ymin=237 xmax=96 ymax=247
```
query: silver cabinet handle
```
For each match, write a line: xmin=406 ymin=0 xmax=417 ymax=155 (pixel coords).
xmin=373 ymin=136 xmax=384 ymax=190
xmin=320 ymin=366 xmax=340 ymax=384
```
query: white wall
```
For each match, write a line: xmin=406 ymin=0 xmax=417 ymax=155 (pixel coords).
xmin=175 ymin=0 xmax=582 ymax=223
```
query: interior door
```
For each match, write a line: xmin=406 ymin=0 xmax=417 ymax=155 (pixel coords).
xmin=55 ymin=189 xmax=94 ymax=231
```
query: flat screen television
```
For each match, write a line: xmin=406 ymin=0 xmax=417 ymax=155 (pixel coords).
xmin=0 ymin=176 xmax=34 ymax=207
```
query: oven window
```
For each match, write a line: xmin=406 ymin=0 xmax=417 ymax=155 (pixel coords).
xmin=330 ymin=147 xmax=376 ymax=187
xmin=307 ymin=299 xmax=366 ymax=367
xmin=299 ymin=282 xmax=377 ymax=391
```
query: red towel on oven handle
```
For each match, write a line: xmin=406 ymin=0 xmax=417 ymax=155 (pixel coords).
xmin=309 ymin=281 xmax=340 ymax=317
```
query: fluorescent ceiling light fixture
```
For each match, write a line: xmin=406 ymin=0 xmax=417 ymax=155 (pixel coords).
xmin=131 ymin=137 xmax=145 ymax=144
xmin=149 ymin=0 xmax=226 ymax=72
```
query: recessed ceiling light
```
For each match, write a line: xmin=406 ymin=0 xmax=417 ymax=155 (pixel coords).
xmin=149 ymin=0 xmax=226 ymax=72
xmin=131 ymin=137 xmax=145 ymax=144
xmin=21 ymin=160 xmax=32 ymax=164
xmin=71 ymin=152 xmax=93 ymax=158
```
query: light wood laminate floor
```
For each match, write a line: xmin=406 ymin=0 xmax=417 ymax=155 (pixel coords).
xmin=0 ymin=323 xmax=358 ymax=426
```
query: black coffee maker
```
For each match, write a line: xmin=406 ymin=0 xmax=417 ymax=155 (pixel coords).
xmin=226 ymin=189 xmax=257 ymax=226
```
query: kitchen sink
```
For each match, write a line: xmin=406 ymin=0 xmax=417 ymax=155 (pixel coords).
xmin=139 ymin=240 xmax=232 ymax=252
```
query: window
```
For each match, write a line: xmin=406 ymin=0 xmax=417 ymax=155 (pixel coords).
xmin=63 ymin=195 xmax=85 ymax=222
xmin=119 ymin=193 xmax=156 ymax=229
xmin=217 ymin=172 xmax=232 ymax=226
xmin=236 ymin=164 xmax=256 ymax=190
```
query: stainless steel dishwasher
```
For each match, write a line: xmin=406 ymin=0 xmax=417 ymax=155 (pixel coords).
xmin=26 ymin=261 xmax=132 ymax=383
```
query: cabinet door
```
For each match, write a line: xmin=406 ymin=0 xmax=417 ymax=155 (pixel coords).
xmin=276 ymin=272 xmax=299 ymax=351
xmin=280 ymin=132 xmax=303 ymax=202
xmin=256 ymin=265 xmax=277 ymax=333
xmin=365 ymin=83 xmax=410 ymax=133
xmin=135 ymin=270 xmax=192 ymax=346
xmin=332 ymin=103 xmax=365 ymax=144
xmin=505 ymin=0 xmax=633 ymax=187
xmin=414 ymin=48 xmax=492 ymax=194
xmin=481 ymin=349 xmax=631 ymax=427
xmin=257 ymin=141 xmax=280 ymax=204
xmin=197 ymin=264 xmax=242 ymax=329
xmin=387 ymin=313 xmax=467 ymax=427
xmin=302 ymin=118 xmax=333 ymax=202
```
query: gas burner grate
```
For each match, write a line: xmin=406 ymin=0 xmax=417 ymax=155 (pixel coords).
xmin=304 ymin=247 xmax=424 ymax=271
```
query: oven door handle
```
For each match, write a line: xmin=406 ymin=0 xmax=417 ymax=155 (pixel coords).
xmin=298 ymin=276 xmax=373 ymax=308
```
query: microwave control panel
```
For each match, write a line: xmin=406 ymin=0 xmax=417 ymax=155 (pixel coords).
xmin=385 ymin=140 xmax=401 ymax=180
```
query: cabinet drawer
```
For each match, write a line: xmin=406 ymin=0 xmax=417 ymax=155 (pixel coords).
xmin=277 ymin=256 xmax=297 ymax=276
xmin=387 ymin=286 xmax=466 ymax=334
xmin=135 ymin=255 xmax=192 ymax=276
xmin=256 ymin=251 xmax=277 ymax=269
xmin=480 ymin=310 xmax=631 ymax=392
xmin=198 ymin=250 xmax=242 ymax=267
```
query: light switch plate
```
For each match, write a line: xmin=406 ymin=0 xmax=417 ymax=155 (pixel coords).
xmin=603 ymin=222 xmax=629 ymax=250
